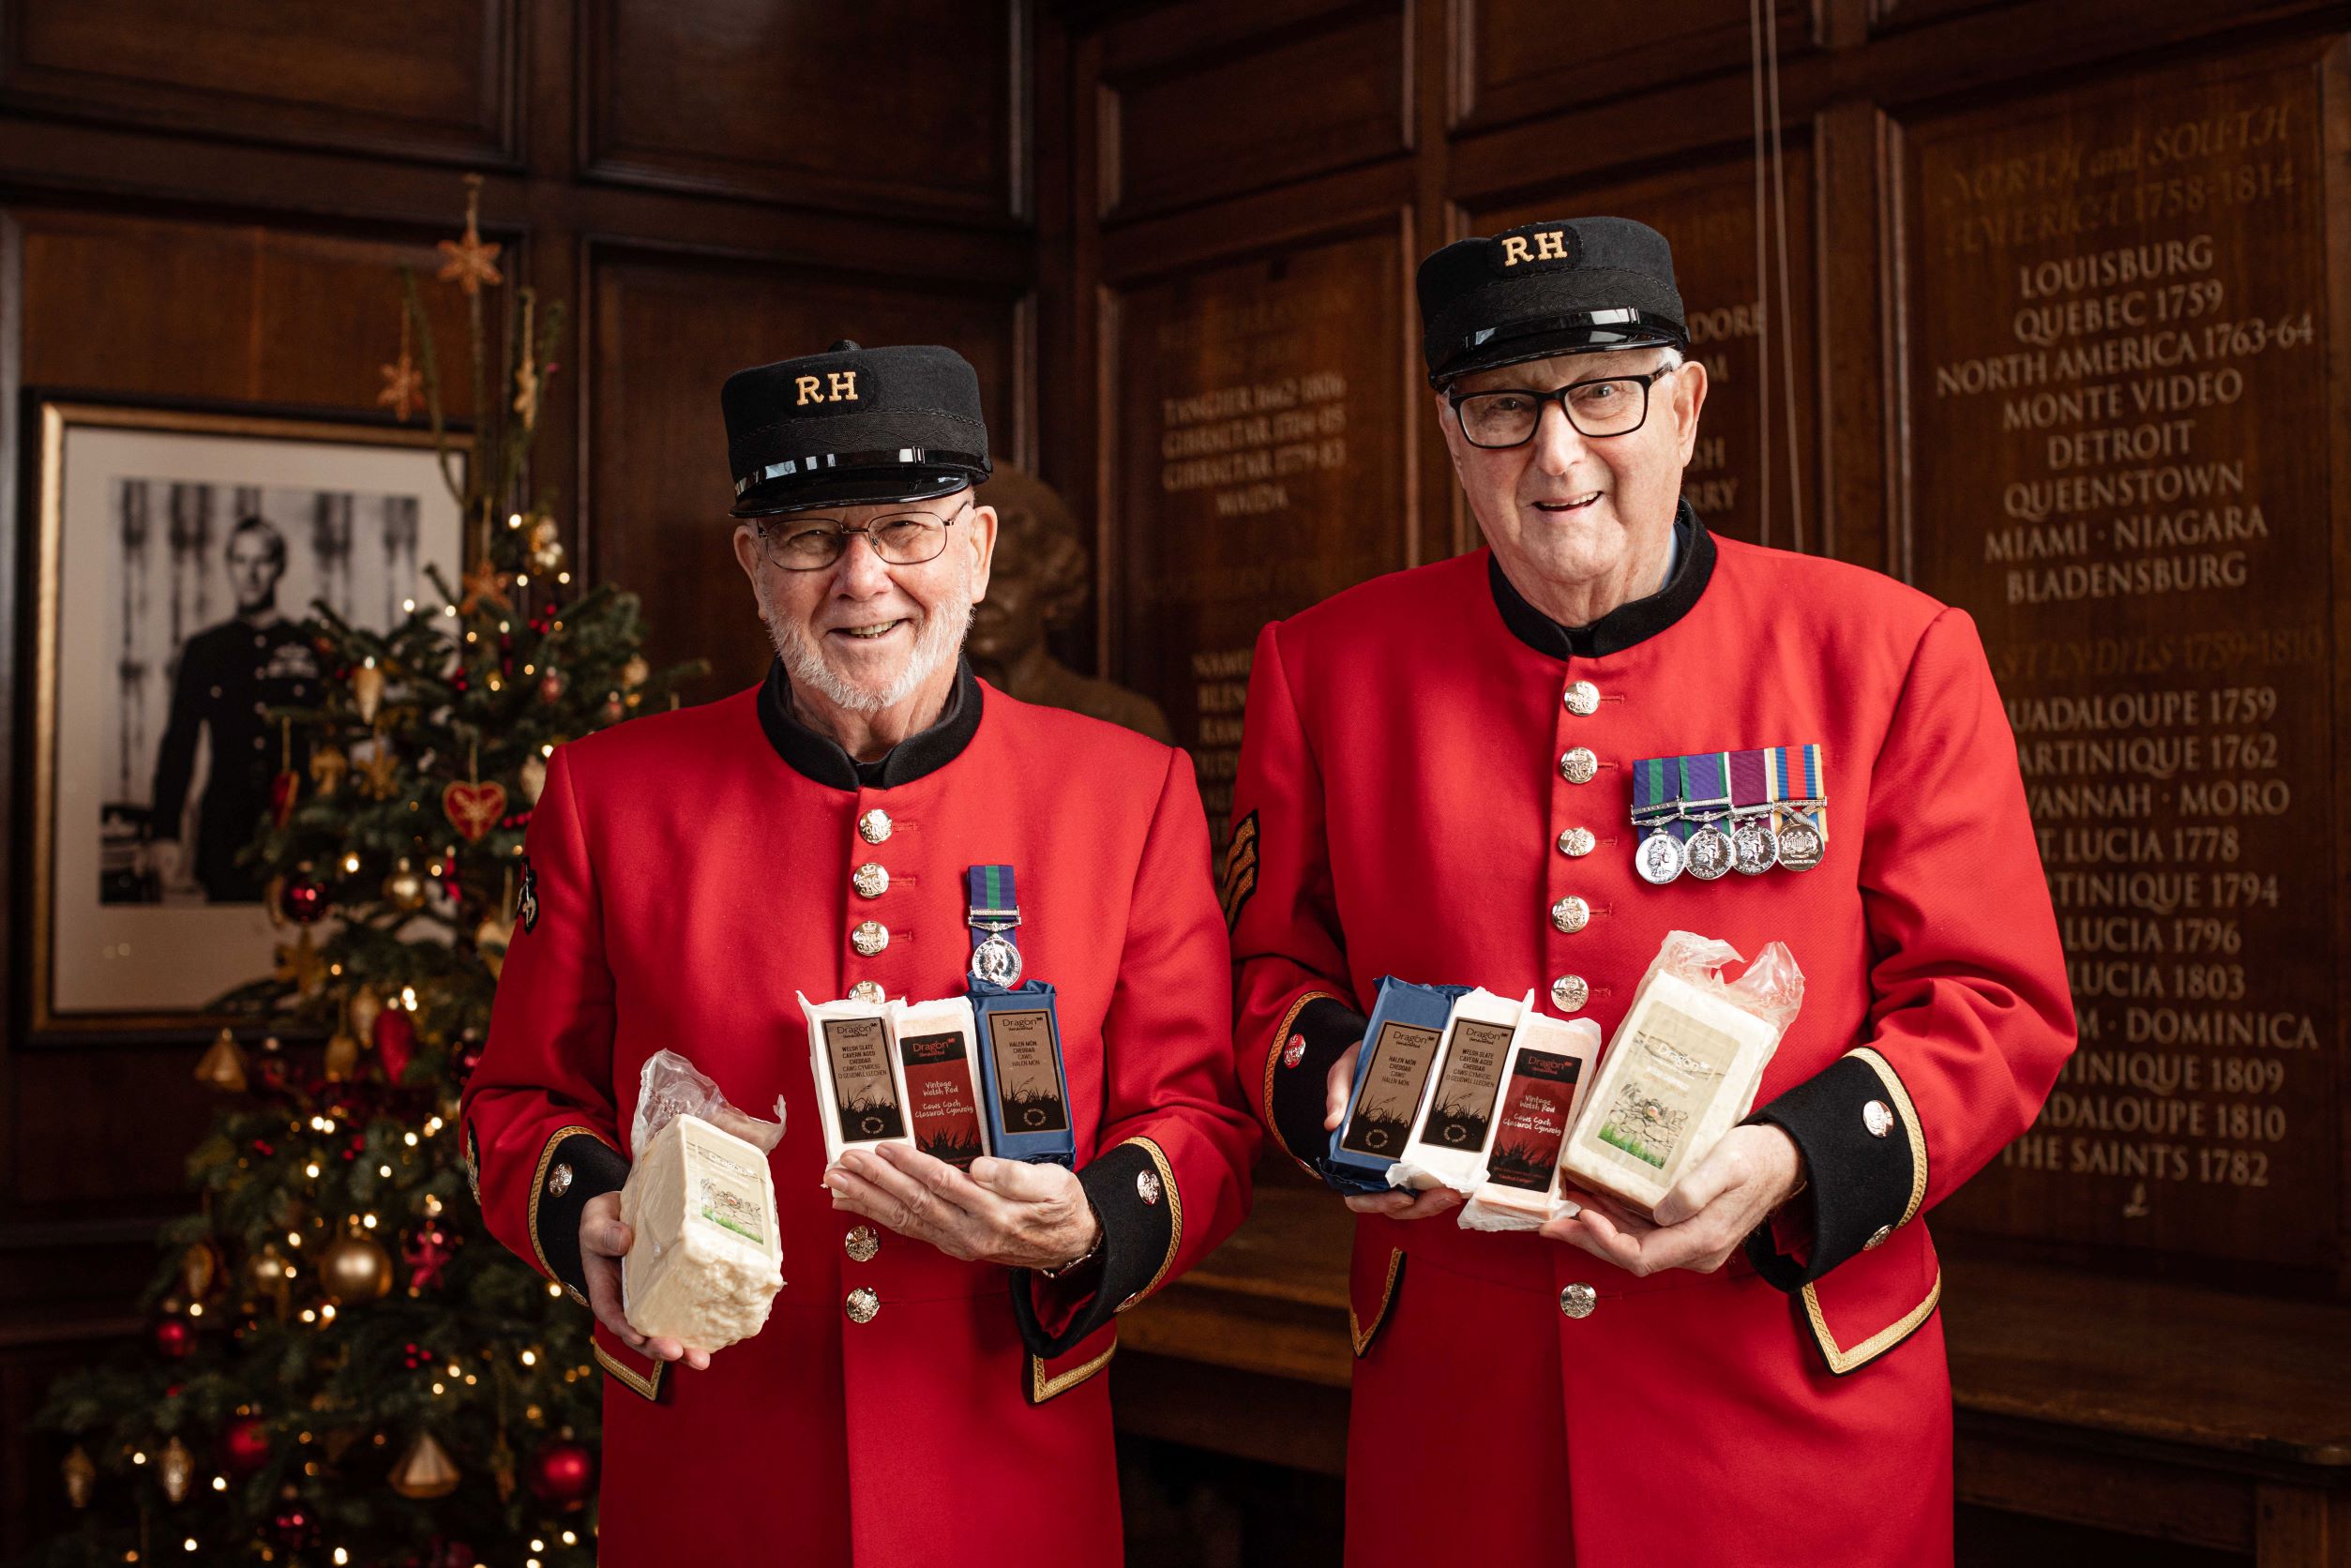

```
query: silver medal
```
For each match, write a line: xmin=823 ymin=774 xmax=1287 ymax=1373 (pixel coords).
xmin=970 ymin=931 xmax=1023 ymax=986
xmin=1730 ymin=816 xmax=1779 ymax=875
xmin=1635 ymin=827 xmax=1686 ymax=884
xmin=1685 ymin=822 xmax=1734 ymax=881
xmin=1777 ymin=817 xmax=1825 ymax=872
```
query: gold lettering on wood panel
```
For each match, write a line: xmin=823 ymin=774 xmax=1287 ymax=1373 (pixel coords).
xmin=1911 ymin=65 xmax=2330 ymax=1264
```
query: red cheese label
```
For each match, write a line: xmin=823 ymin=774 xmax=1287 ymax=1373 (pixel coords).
xmin=1486 ymin=1048 xmax=1582 ymax=1193
xmin=900 ymin=1030 xmax=986 ymax=1169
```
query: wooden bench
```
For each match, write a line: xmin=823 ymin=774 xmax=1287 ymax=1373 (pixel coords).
xmin=1110 ymin=1187 xmax=2351 ymax=1565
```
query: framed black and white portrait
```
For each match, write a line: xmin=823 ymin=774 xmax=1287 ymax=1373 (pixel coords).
xmin=29 ymin=400 xmax=465 ymax=1032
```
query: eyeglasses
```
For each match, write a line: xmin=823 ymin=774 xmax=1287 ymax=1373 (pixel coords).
xmin=1447 ymin=365 xmax=1679 ymax=449
xmin=754 ymin=498 xmax=972 ymax=571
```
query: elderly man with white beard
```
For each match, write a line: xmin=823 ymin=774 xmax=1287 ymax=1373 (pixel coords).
xmin=461 ymin=342 xmax=1257 ymax=1567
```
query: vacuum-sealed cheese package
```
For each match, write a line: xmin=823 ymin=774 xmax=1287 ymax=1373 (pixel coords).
xmin=1560 ymin=932 xmax=1803 ymax=1218
xmin=621 ymin=1050 xmax=787 ymax=1350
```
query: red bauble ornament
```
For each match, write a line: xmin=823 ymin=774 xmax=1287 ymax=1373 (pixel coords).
xmin=221 ymin=1416 xmax=272 ymax=1477
xmin=373 ymin=1008 xmax=417 ymax=1082
xmin=279 ymin=873 xmax=327 ymax=926
xmin=526 ymin=1440 xmax=595 ymax=1506
xmin=537 ymin=670 xmax=566 ymax=703
xmin=153 ymin=1316 xmax=196 ymax=1360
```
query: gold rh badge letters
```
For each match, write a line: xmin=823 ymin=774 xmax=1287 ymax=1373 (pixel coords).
xmin=796 ymin=371 xmax=862 ymax=406
xmin=1500 ymin=232 xmax=1569 ymax=267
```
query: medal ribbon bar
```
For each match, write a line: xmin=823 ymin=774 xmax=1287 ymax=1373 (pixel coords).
xmin=1674 ymin=752 xmax=1732 ymax=841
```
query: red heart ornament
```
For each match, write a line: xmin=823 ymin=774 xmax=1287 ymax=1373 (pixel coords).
xmin=442 ymin=779 xmax=507 ymax=842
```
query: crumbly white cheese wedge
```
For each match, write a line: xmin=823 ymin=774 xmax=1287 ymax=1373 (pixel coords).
xmin=1560 ymin=968 xmax=1785 ymax=1216
xmin=622 ymin=1113 xmax=783 ymax=1350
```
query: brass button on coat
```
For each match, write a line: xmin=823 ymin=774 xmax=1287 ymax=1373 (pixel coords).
xmin=851 ymin=921 xmax=889 ymax=957
xmin=845 ymin=1287 xmax=881 ymax=1324
xmin=1560 ymin=1283 xmax=1597 ymax=1319
xmin=1563 ymin=680 xmax=1601 ymax=716
xmin=849 ymin=980 xmax=886 ymax=1005
xmin=1550 ymin=896 xmax=1590 ymax=934
xmin=1560 ymin=747 xmax=1598 ymax=784
xmin=844 ymin=1226 xmax=880 ymax=1263
xmin=1863 ymin=1099 xmax=1895 ymax=1138
xmin=1550 ymin=975 xmax=1590 ymax=1012
xmin=853 ymin=862 xmax=890 ymax=898
xmin=1864 ymin=1224 xmax=1892 ymax=1251
xmin=857 ymin=808 xmax=893 ymax=845
xmin=1558 ymin=826 xmax=1596 ymax=857
xmin=546 ymin=1163 xmax=573 ymax=1198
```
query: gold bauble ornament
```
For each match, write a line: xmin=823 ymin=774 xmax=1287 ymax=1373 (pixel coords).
xmin=348 ymin=987 xmax=384 ymax=1038
xmin=621 ymin=656 xmax=649 ymax=689
xmin=194 ymin=1028 xmax=249 ymax=1093
xmin=353 ymin=662 xmax=386 ymax=724
xmin=475 ymin=914 xmax=515 ymax=980
xmin=158 ymin=1436 xmax=194 ymax=1504
xmin=242 ymin=1244 xmax=293 ymax=1318
xmin=63 ymin=1445 xmax=96 ymax=1509
xmin=319 ymin=1231 xmax=394 ymax=1305
xmin=519 ymin=755 xmax=547 ymax=806
xmin=179 ymin=1241 xmax=219 ymax=1300
xmin=324 ymin=1032 xmax=361 ymax=1082
xmin=381 ymin=859 xmax=429 ymax=913
xmin=389 ymin=1431 xmax=460 ymax=1500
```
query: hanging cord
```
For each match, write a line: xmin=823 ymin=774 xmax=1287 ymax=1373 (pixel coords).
xmin=1748 ymin=0 xmax=1774 ymax=550
xmin=1762 ymin=0 xmax=1805 ymax=553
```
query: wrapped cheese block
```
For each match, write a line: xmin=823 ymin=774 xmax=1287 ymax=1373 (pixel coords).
xmin=1389 ymin=987 xmax=1524 ymax=1195
xmin=799 ymin=991 xmax=916 ymax=1165
xmin=1560 ymin=931 xmax=1804 ymax=1217
xmin=891 ymin=996 xmax=990 ymax=1169
xmin=1457 ymin=1007 xmax=1604 ymax=1231
xmin=621 ymin=1111 xmax=783 ymax=1349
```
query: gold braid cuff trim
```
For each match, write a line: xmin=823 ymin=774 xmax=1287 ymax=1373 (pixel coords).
xmin=1262 ymin=989 xmax=1342 ymax=1177
xmin=1031 ymin=1337 xmax=1118 ymax=1403
xmin=1349 ymin=1246 xmax=1406 ymax=1358
xmin=1846 ymin=1047 xmax=1930 ymax=1228
xmin=1801 ymin=1267 xmax=1942 ymax=1376
xmin=1120 ymin=1136 xmax=1184 ymax=1304
xmin=525 ymin=1123 xmax=613 ymax=1283
xmin=594 ymin=1342 xmax=664 ymax=1401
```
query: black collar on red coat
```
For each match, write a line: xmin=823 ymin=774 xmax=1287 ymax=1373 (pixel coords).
xmin=757 ymin=656 xmax=984 ymax=791
xmin=1487 ymin=501 xmax=1714 ymax=659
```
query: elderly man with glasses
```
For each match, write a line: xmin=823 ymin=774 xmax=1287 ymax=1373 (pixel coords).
xmin=1228 ymin=219 xmax=2072 ymax=1564
xmin=463 ymin=342 xmax=1257 ymax=1567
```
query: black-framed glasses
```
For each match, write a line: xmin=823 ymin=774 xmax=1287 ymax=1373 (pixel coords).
xmin=1447 ymin=365 xmax=1679 ymax=449
xmin=755 ymin=497 xmax=972 ymax=571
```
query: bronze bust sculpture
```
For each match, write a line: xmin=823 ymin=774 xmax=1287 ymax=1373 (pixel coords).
xmin=972 ymin=465 xmax=1171 ymax=743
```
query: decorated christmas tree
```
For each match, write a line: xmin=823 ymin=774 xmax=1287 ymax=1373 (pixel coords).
xmin=31 ymin=177 xmax=704 ymax=1568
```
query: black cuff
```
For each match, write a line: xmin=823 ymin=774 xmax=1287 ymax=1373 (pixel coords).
xmin=1742 ymin=1054 xmax=1921 ymax=1289
xmin=531 ymin=1131 xmax=630 ymax=1304
xmin=1268 ymin=998 xmax=1368 ymax=1181
xmin=1011 ymin=1139 xmax=1176 ymax=1357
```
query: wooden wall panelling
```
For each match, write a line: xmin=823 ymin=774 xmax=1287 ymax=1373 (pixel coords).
xmin=579 ymin=0 xmax=1024 ymax=222
xmin=1813 ymin=98 xmax=1894 ymax=571
xmin=2323 ymin=35 xmax=2351 ymax=1302
xmin=585 ymin=244 xmax=1032 ymax=701
xmin=0 ymin=0 xmax=518 ymax=165
xmin=1900 ymin=40 xmax=2341 ymax=1278
xmin=1469 ymin=151 xmax=1820 ymax=554
xmin=1451 ymin=0 xmax=1816 ymax=135
xmin=1101 ymin=212 xmax=1414 ymax=844
xmin=1096 ymin=0 xmax=1410 ymax=223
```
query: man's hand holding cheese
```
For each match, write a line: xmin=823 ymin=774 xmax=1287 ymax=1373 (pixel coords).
xmin=461 ymin=342 xmax=1256 ymax=1568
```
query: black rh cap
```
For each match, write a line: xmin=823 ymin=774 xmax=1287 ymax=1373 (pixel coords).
xmin=720 ymin=342 xmax=992 ymax=516
xmin=1416 ymin=217 xmax=1688 ymax=385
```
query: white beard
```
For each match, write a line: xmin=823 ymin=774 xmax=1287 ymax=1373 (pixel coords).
xmin=763 ymin=577 xmax=973 ymax=716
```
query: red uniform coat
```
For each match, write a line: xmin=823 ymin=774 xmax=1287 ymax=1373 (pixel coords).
xmin=1228 ymin=512 xmax=2073 ymax=1566
xmin=463 ymin=661 xmax=1257 ymax=1567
